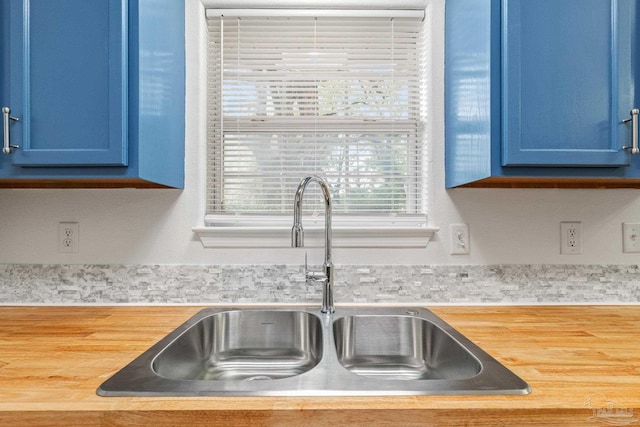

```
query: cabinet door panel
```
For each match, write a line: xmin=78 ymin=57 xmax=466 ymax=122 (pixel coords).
xmin=502 ymin=0 xmax=631 ymax=166
xmin=8 ymin=0 xmax=127 ymax=166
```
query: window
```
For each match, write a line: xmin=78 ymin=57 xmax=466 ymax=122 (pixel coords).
xmin=196 ymin=4 xmax=436 ymax=248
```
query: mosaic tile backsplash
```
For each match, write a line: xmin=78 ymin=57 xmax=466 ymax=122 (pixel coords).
xmin=1 ymin=264 xmax=639 ymax=305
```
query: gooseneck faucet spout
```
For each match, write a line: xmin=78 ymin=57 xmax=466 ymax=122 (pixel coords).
xmin=291 ymin=175 xmax=334 ymax=314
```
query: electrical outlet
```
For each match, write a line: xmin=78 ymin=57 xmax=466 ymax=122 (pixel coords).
xmin=58 ymin=222 xmax=79 ymax=253
xmin=450 ymin=223 xmax=470 ymax=255
xmin=560 ymin=221 xmax=582 ymax=255
xmin=622 ymin=223 xmax=640 ymax=253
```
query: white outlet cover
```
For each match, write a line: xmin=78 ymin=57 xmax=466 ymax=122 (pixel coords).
xmin=58 ymin=222 xmax=79 ymax=253
xmin=560 ymin=222 xmax=582 ymax=255
xmin=622 ymin=223 xmax=640 ymax=253
xmin=450 ymin=223 xmax=470 ymax=255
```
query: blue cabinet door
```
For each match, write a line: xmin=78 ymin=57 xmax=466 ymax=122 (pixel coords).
xmin=502 ymin=0 xmax=633 ymax=167
xmin=445 ymin=0 xmax=640 ymax=187
xmin=6 ymin=0 xmax=127 ymax=166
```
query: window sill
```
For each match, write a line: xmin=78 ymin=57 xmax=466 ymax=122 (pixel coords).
xmin=193 ymin=216 xmax=438 ymax=248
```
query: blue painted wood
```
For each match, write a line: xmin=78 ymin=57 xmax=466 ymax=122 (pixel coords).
xmin=502 ymin=0 xmax=631 ymax=167
xmin=445 ymin=0 xmax=498 ymax=187
xmin=0 ymin=0 xmax=7 ymax=140
xmin=8 ymin=0 xmax=128 ymax=166
xmin=445 ymin=0 xmax=640 ymax=187
xmin=0 ymin=0 xmax=184 ymax=187
xmin=133 ymin=0 xmax=185 ymax=188
xmin=0 ymin=1 xmax=9 ymax=172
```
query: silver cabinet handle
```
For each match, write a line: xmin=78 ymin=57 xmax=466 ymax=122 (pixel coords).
xmin=2 ymin=107 xmax=20 ymax=154
xmin=623 ymin=108 xmax=640 ymax=155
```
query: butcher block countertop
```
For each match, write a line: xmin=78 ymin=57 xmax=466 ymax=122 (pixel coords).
xmin=0 ymin=305 xmax=639 ymax=426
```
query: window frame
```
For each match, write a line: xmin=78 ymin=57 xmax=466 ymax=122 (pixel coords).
xmin=195 ymin=4 xmax=437 ymax=249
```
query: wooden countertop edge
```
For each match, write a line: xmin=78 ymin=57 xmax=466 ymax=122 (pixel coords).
xmin=0 ymin=408 xmax=623 ymax=427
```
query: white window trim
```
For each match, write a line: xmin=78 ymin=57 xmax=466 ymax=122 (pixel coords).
xmin=196 ymin=3 xmax=437 ymax=249
xmin=194 ymin=215 xmax=437 ymax=248
xmin=200 ymin=0 xmax=429 ymax=10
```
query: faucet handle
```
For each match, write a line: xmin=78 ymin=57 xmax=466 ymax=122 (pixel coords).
xmin=304 ymin=252 xmax=311 ymax=278
xmin=304 ymin=251 xmax=328 ymax=284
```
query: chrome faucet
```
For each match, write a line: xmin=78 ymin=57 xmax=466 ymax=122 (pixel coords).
xmin=291 ymin=175 xmax=334 ymax=314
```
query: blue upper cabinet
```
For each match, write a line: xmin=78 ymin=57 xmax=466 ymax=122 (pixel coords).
xmin=8 ymin=0 xmax=127 ymax=167
xmin=0 ymin=0 xmax=184 ymax=188
xmin=446 ymin=0 xmax=640 ymax=187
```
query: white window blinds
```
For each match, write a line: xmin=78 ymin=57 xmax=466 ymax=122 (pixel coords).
xmin=206 ymin=13 xmax=426 ymax=216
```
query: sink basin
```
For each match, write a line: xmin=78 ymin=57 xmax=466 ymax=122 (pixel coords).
xmin=98 ymin=307 xmax=530 ymax=396
xmin=153 ymin=310 xmax=322 ymax=381
xmin=333 ymin=315 xmax=481 ymax=380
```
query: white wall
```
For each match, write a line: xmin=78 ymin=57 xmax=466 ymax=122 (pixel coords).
xmin=2 ymin=0 xmax=640 ymax=266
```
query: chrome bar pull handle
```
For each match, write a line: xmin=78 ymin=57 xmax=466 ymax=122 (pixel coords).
xmin=623 ymin=108 xmax=640 ymax=155
xmin=2 ymin=107 xmax=20 ymax=154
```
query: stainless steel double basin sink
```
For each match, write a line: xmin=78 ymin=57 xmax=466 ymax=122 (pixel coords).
xmin=97 ymin=307 xmax=530 ymax=396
